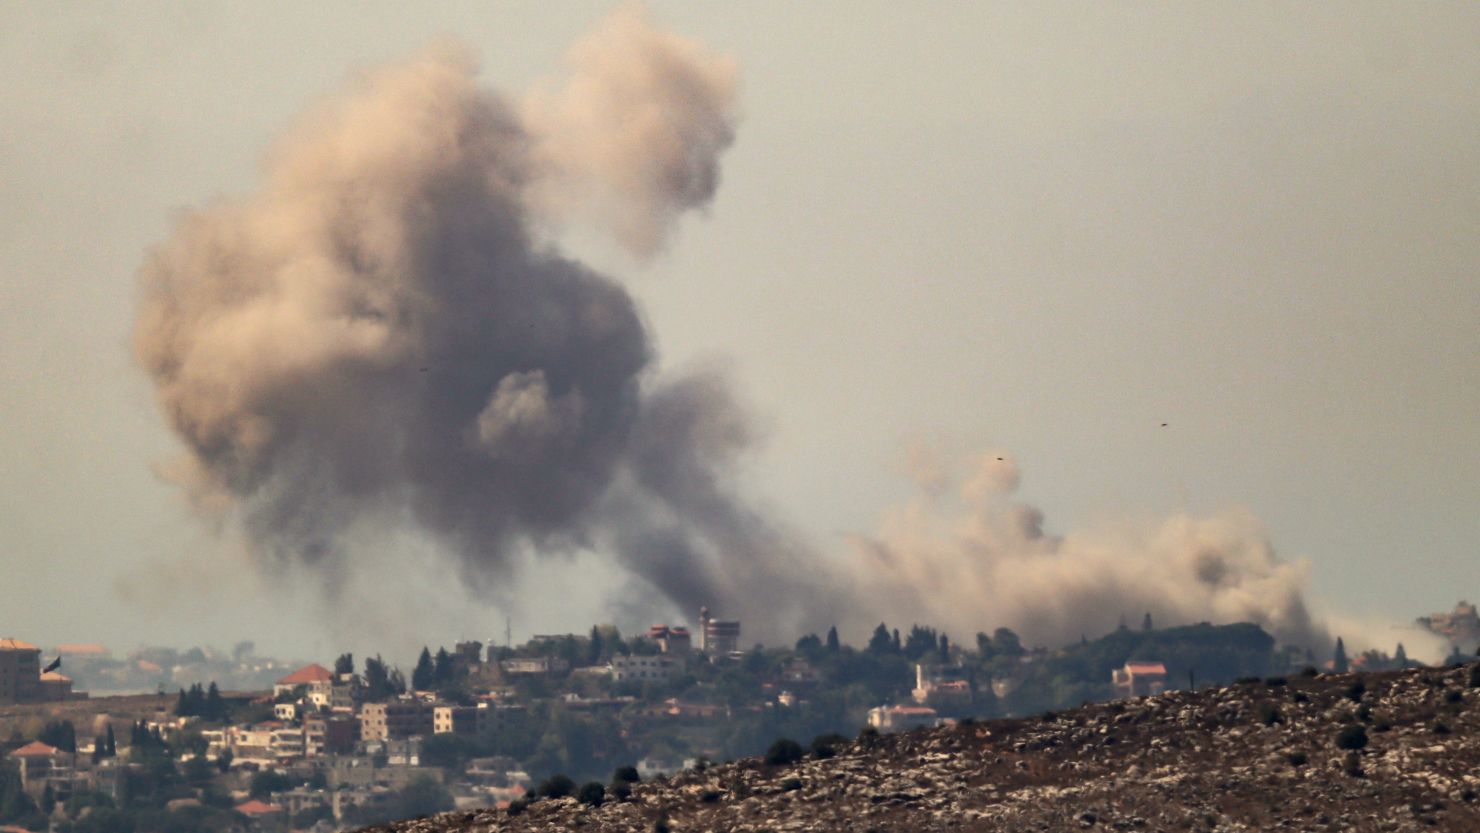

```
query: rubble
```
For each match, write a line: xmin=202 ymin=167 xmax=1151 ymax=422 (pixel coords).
xmin=366 ymin=664 xmax=1480 ymax=832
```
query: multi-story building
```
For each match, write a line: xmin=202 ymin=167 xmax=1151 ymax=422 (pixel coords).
xmin=359 ymin=700 xmax=434 ymax=741
xmin=497 ymin=657 xmax=569 ymax=676
xmin=697 ymin=608 xmax=741 ymax=655
xmin=432 ymin=705 xmax=485 ymax=737
xmin=0 ymin=638 xmax=41 ymax=705
xmin=8 ymin=740 xmax=74 ymax=799
xmin=645 ymin=625 xmax=692 ymax=655
xmin=274 ymin=663 xmax=335 ymax=708
xmin=610 ymin=654 xmax=679 ymax=683
xmin=305 ymin=714 xmax=358 ymax=756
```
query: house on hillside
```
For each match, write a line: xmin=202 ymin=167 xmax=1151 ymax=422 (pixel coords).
xmin=274 ymin=663 xmax=335 ymax=707
xmin=1111 ymin=661 xmax=1168 ymax=698
xmin=867 ymin=704 xmax=939 ymax=733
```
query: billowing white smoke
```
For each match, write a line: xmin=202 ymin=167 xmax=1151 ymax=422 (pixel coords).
xmin=848 ymin=447 xmax=1327 ymax=649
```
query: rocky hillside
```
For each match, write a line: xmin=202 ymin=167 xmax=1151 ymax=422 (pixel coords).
xmin=373 ymin=663 xmax=1480 ymax=832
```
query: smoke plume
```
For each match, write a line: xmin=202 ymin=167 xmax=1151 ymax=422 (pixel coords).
xmin=137 ymin=9 xmax=1337 ymax=652
xmin=134 ymin=11 xmax=810 ymax=627
xmin=848 ymin=447 xmax=1326 ymax=649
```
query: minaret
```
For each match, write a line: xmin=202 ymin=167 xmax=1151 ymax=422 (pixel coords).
xmin=699 ymin=606 xmax=711 ymax=653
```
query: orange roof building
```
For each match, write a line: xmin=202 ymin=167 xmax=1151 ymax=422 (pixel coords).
xmin=9 ymin=741 xmax=63 ymax=758
xmin=276 ymin=663 xmax=333 ymax=686
xmin=234 ymin=799 xmax=283 ymax=817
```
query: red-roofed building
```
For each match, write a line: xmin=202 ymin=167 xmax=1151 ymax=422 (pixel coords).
xmin=274 ymin=663 xmax=335 ymax=707
xmin=9 ymin=741 xmax=73 ymax=795
xmin=235 ymin=798 xmax=285 ymax=829
xmin=1112 ymin=661 xmax=1168 ymax=698
xmin=39 ymin=670 xmax=78 ymax=702
xmin=0 ymin=638 xmax=41 ymax=704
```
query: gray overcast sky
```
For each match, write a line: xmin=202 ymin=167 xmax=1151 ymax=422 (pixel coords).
xmin=2 ymin=2 xmax=1477 ymax=663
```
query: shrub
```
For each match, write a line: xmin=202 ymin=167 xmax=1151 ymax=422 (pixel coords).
xmin=1344 ymin=681 xmax=1366 ymax=702
xmin=1355 ymin=704 xmax=1372 ymax=722
xmin=858 ymin=726 xmax=880 ymax=743
xmin=654 ymin=815 xmax=671 ymax=833
xmin=609 ymin=781 xmax=631 ymax=801
xmin=780 ymin=777 xmax=803 ymax=792
xmin=506 ymin=798 xmax=529 ymax=816
xmin=1468 ymin=666 xmax=1480 ymax=689
xmin=1291 ymin=691 xmax=1310 ymax=704
xmin=699 ymin=790 xmax=722 ymax=804
xmin=577 ymin=782 xmax=605 ymax=807
xmin=765 ymin=738 xmax=804 ymax=766
xmin=1235 ymin=676 xmax=1261 ymax=685
xmin=1445 ymin=689 xmax=1464 ymax=704
xmin=1433 ymin=721 xmax=1452 ymax=735
xmin=810 ymin=732 xmax=848 ymax=759
xmin=1335 ymin=726 xmax=1368 ymax=751
xmin=1265 ymin=677 xmax=1287 ymax=687
xmin=538 ymin=774 xmax=576 ymax=799
xmin=1257 ymin=703 xmax=1284 ymax=726
xmin=1286 ymin=751 xmax=1308 ymax=767
xmin=1300 ymin=666 xmax=1319 ymax=677
xmin=613 ymin=765 xmax=641 ymax=784
xmin=1343 ymin=751 xmax=1364 ymax=777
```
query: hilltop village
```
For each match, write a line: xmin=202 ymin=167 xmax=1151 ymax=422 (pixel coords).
xmin=3 ymin=604 xmax=1475 ymax=833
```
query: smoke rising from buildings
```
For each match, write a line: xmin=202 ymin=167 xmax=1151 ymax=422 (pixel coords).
xmin=137 ymin=9 xmax=1356 ymax=654
xmin=849 ymin=447 xmax=1326 ymax=650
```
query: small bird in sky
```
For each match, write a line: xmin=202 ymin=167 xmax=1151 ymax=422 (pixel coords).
xmin=1160 ymin=423 xmax=1168 ymax=427
xmin=42 ymin=656 xmax=61 ymax=674
xmin=418 ymin=367 xmax=429 ymax=372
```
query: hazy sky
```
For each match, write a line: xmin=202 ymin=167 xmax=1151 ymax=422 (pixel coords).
xmin=3 ymin=2 xmax=1477 ymax=664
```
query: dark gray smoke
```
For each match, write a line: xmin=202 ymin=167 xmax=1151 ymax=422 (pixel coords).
xmin=132 ymin=16 xmax=820 ymax=630
xmin=136 ymin=11 xmax=1336 ymax=651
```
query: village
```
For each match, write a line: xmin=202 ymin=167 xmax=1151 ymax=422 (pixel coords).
xmin=4 ymin=604 xmax=1466 ymax=833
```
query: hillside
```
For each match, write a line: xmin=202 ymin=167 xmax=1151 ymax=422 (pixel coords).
xmin=369 ymin=662 xmax=1480 ymax=832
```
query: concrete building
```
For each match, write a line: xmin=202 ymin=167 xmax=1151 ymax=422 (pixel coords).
xmin=8 ymin=741 xmax=73 ymax=798
xmin=305 ymin=714 xmax=358 ymax=756
xmin=645 ymin=625 xmax=692 ymax=654
xmin=359 ymin=700 xmax=434 ymax=741
xmin=697 ymin=608 xmax=742 ymax=655
xmin=1111 ymin=661 xmax=1168 ymax=698
xmin=867 ymin=704 xmax=939 ymax=732
xmin=497 ymin=657 xmax=569 ymax=676
xmin=38 ymin=670 xmax=78 ymax=701
xmin=0 ymin=638 xmax=41 ymax=705
xmin=433 ymin=705 xmax=485 ymax=737
xmin=274 ymin=663 xmax=335 ymax=707
xmin=610 ymin=654 xmax=679 ymax=683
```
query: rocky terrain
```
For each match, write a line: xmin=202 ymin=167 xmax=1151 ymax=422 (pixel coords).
xmin=372 ymin=663 xmax=1480 ymax=832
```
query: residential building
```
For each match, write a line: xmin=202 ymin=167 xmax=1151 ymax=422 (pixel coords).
xmin=1111 ymin=661 xmax=1168 ymax=698
xmin=304 ymin=714 xmax=358 ymax=756
xmin=0 ymin=638 xmax=41 ymax=705
xmin=8 ymin=741 xmax=73 ymax=798
xmin=359 ymin=700 xmax=434 ymax=741
xmin=498 ymin=657 xmax=569 ymax=676
xmin=645 ymin=625 xmax=692 ymax=655
xmin=329 ymin=672 xmax=365 ymax=711
xmin=867 ymin=704 xmax=939 ymax=732
xmin=38 ymin=670 xmax=78 ymax=701
xmin=453 ymin=641 xmax=484 ymax=669
xmin=274 ymin=663 xmax=335 ymax=707
xmin=697 ymin=608 xmax=741 ymax=655
xmin=610 ymin=654 xmax=679 ymax=683
xmin=433 ymin=705 xmax=484 ymax=736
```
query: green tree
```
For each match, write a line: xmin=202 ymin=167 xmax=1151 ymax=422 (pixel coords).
xmin=1395 ymin=643 xmax=1409 ymax=668
xmin=105 ymin=724 xmax=116 ymax=757
xmin=867 ymin=624 xmax=892 ymax=655
xmin=335 ymin=653 xmax=355 ymax=675
xmin=825 ymin=626 xmax=840 ymax=653
xmin=1333 ymin=637 xmax=1349 ymax=674
xmin=992 ymin=627 xmax=1024 ymax=657
xmin=412 ymin=647 xmax=435 ymax=691
xmin=433 ymin=647 xmax=454 ymax=685
xmin=1142 ymin=612 xmax=1154 ymax=631
xmin=205 ymin=682 xmax=225 ymax=721
xmin=587 ymin=626 xmax=605 ymax=665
